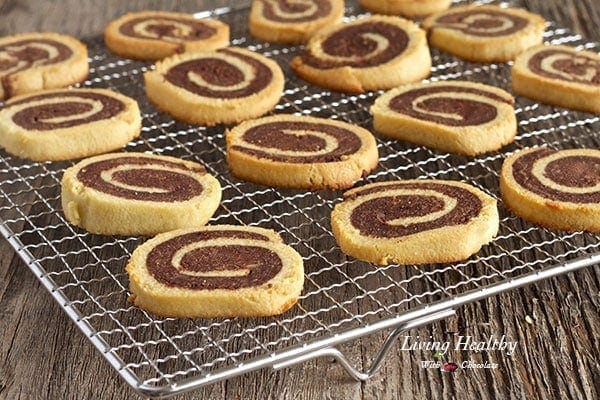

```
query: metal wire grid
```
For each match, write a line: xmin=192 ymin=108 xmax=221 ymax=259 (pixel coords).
xmin=0 ymin=0 xmax=599 ymax=396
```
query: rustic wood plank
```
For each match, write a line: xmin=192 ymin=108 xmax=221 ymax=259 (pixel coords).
xmin=524 ymin=0 xmax=600 ymax=41
xmin=0 ymin=1 xmax=598 ymax=400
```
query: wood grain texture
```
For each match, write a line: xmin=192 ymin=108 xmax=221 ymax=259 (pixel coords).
xmin=0 ymin=1 xmax=599 ymax=399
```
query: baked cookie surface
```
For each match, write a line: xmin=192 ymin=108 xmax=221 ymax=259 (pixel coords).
xmin=331 ymin=180 xmax=499 ymax=265
xmin=422 ymin=5 xmax=545 ymax=63
xmin=0 ymin=32 xmax=88 ymax=100
xmin=126 ymin=225 xmax=304 ymax=318
xmin=0 ymin=88 xmax=141 ymax=161
xmin=371 ymin=81 xmax=517 ymax=155
xmin=512 ymin=45 xmax=600 ymax=113
xmin=226 ymin=114 xmax=378 ymax=189
xmin=105 ymin=10 xmax=229 ymax=60
xmin=61 ymin=152 xmax=221 ymax=236
xmin=144 ymin=47 xmax=284 ymax=125
xmin=360 ymin=0 xmax=451 ymax=18
xmin=291 ymin=15 xmax=431 ymax=93
xmin=249 ymin=0 xmax=344 ymax=44
xmin=500 ymin=147 xmax=600 ymax=232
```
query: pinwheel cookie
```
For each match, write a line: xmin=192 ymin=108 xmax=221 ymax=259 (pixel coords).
xmin=331 ymin=180 xmax=499 ymax=265
xmin=226 ymin=115 xmax=378 ymax=189
xmin=422 ymin=5 xmax=545 ymax=63
xmin=145 ymin=47 xmax=284 ymax=125
xmin=0 ymin=89 xmax=140 ymax=161
xmin=360 ymin=0 xmax=451 ymax=18
xmin=126 ymin=225 xmax=304 ymax=318
xmin=512 ymin=45 xmax=600 ymax=113
xmin=500 ymin=148 xmax=600 ymax=232
xmin=291 ymin=15 xmax=431 ymax=93
xmin=249 ymin=0 xmax=344 ymax=44
xmin=0 ymin=32 xmax=88 ymax=100
xmin=105 ymin=11 xmax=229 ymax=60
xmin=371 ymin=81 xmax=517 ymax=155
xmin=61 ymin=153 xmax=221 ymax=236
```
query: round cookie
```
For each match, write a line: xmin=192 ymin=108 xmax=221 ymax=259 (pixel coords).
xmin=360 ymin=0 xmax=451 ymax=19
xmin=61 ymin=153 xmax=222 ymax=236
xmin=500 ymin=147 xmax=600 ymax=232
xmin=512 ymin=45 xmax=600 ymax=113
xmin=371 ymin=81 xmax=517 ymax=155
xmin=0 ymin=88 xmax=141 ymax=161
xmin=249 ymin=0 xmax=344 ymax=44
xmin=0 ymin=32 xmax=88 ymax=101
xmin=331 ymin=180 xmax=499 ymax=265
xmin=144 ymin=47 xmax=285 ymax=125
xmin=105 ymin=11 xmax=229 ymax=61
xmin=422 ymin=5 xmax=546 ymax=63
xmin=226 ymin=115 xmax=378 ymax=190
xmin=290 ymin=15 xmax=431 ymax=93
xmin=126 ymin=225 xmax=304 ymax=318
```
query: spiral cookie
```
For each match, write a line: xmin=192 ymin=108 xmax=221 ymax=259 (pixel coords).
xmin=145 ymin=47 xmax=284 ymax=125
xmin=422 ymin=5 xmax=545 ymax=63
xmin=126 ymin=225 xmax=304 ymax=318
xmin=0 ymin=32 xmax=88 ymax=101
xmin=331 ymin=180 xmax=499 ymax=265
xmin=371 ymin=81 xmax=517 ymax=156
xmin=61 ymin=153 xmax=221 ymax=236
xmin=500 ymin=148 xmax=600 ymax=232
xmin=0 ymin=89 xmax=140 ymax=161
xmin=512 ymin=45 xmax=600 ymax=113
xmin=105 ymin=11 xmax=229 ymax=61
xmin=360 ymin=0 xmax=451 ymax=19
xmin=290 ymin=15 xmax=431 ymax=93
xmin=249 ymin=0 xmax=344 ymax=44
xmin=226 ymin=115 xmax=378 ymax=189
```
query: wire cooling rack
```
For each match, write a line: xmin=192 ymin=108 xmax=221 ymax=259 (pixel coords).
xmin=1 ymin=0 xmax=599 ymax=398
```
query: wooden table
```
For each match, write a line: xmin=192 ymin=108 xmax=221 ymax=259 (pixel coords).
xmin=0 ymin=1 xmax=599 ymax=399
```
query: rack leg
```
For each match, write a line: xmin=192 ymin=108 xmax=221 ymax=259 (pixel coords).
xmin=273 ymin=308 xmax=456 ymax=381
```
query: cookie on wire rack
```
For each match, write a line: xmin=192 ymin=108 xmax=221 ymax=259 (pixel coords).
xmin=144 ymin=47 xmax=284 ymax=125
xmin=226 ymin=114 xmax=378 ymax=190
xmin=331 ymin=180 xmax=499 ymax=265
xmin=512 ymin=44 xmax=600 ymax=113
xmin=371 ymin=81 xmax=517 ymax=155
xmin=422 ymin=5 xmax=546 ymax=63
xmin=249 ymin=0 xmax=345 ymax=44
xmin=61 ymin=153 xmax=222 ymax=236
xmin=0 ymin=32 xmax=88 ymax=100
xmin=126 ymin=225 xmax=305 ymax=318
xmin=290 ymin=15 xmax=431 ymax=93
xmin=500 ymin=147 xmax=600 ymax=232
xmin=359 ymin=0 xmax=452 ymax=19
xmin=105 ymin=10 xmax=230 ymax=61
xmin=0 ymin=88 xmax=141 ymax=161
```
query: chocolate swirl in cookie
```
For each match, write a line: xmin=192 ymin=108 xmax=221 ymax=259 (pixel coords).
xmin=301 ymin=20 xmax=409 ymax=69
xmin=259 ymin=0 xmax=332 ymax=22
xmin=76 ymin=155 xmax=207 ymax=202
xmin=231 ymin=120 xmax=363 ymax=163
xmin=346 ymin=181 xmax=483 ymax=238
xmin=510 ymin=148 xmax=600 ymax=203
xmin=388 ymin=85 xmax=513 ymax=126
xmin=164 ymin=48 xmax=273 ymax=98
xmin=0 ymin=38 xmax=72 ymax=77
xmin=527 ymin=48 xmax=600 ymax=85
xmin=7 ymin=91 xmax=125 ymax=130
xmin=119 ymin=16 xmax=217 ymax=42
xmin=145 ymin=229 xmax=283 ymax=289
xmin=431 ymin=8 xmax=528 ymax=37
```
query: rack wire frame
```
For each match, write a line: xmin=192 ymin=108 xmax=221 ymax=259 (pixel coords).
xmin=1 ymin=1 xmax=599 ymax=398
